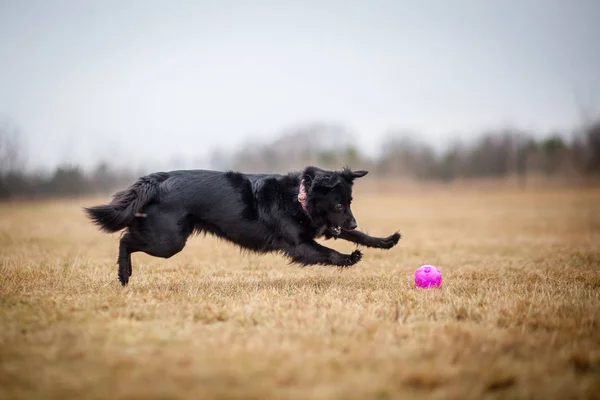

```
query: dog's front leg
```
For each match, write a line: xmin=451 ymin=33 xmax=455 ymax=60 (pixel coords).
xmin=285 ymin=241 xmax=362 ymax=267
xmin=338 ymin=230 xmax=401 ymax=249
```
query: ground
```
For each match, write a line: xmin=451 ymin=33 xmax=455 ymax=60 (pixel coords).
xmin=1 ymin=183 xmax=599 ymax=399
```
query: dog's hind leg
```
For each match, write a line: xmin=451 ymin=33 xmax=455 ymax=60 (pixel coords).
xmin=118 ymin=233 xmax=132 ymax=286
xmin=117 ymin=232 xmax=142 ymax=286
xmin=117 ymin=228 xmax=188 ymax=286
xmin=117 ymin=208 xmax=191 ymax=285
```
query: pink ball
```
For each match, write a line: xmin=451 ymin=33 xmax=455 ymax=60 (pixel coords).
xmin=414 ymin=265 xmax=442 ymax=288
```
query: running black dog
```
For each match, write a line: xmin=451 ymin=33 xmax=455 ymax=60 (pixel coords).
xmin=85 ymin=166 xmax=401 ymax=285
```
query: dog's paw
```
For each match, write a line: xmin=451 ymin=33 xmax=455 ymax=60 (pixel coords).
xmin=349 ymin=249 xmax=363 ymax=264
xmin=378 ymin=232 xmax=401 ymax=249
xmin=339 ymin=249 xmax=362 ymax=267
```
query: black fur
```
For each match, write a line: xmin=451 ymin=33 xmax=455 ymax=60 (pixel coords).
xmin=84 ymin=166 xmax=401 ymax=285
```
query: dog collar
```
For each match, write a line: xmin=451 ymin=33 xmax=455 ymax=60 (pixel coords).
xmin=298 ymin=179 xmax=308 ymax=212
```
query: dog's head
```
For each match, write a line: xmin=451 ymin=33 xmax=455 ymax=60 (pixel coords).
xmin=301 ymin=166 xmax=368 ymax=234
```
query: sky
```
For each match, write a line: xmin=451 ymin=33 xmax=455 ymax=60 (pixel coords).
xmin=1 ymin=0 xmax=599 ymax=171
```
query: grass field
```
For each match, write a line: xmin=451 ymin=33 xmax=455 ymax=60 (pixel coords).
xmin=1 ymin=183 xmax=599 ymax=399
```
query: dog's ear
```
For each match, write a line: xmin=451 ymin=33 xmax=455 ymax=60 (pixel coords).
xmin=303 ymin=166 xmax=341 ymax=193
xmin=340 ymin=167 xmax=369 ymax=182
xmin=318 ymin=174 xmax=342 ymax=189
xmin=302 ymin=166 xmax=325 ymax=188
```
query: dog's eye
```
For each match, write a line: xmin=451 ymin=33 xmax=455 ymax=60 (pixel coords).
xmin=334 ymin=204 xmax=343 ymax=212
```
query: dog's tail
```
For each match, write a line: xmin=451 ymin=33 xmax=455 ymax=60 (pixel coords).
xmin=84 ymin=172 xmax=170 ymax=233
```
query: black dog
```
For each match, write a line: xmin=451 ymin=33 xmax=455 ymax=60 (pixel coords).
xmin=84 ymin=166 xmax=401 ymax=285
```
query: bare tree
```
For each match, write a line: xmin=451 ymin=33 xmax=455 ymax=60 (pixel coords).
xmin=0 ymin=122 xmax=25 ymax=175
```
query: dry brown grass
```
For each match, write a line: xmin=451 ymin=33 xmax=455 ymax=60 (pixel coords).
xmin=1 ymin=183 xmax=599 ymax=399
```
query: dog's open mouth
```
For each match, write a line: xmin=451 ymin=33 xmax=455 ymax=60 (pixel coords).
xmin=330 ymin=225 xmax=341 ymax=235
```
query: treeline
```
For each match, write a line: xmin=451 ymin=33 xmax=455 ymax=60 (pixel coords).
xmin=1 ymin=119 xmax=600 ymax=200
xmin=222 ymin=119 xmax=600 ymax=182
xmin=0 ymin=162 xmax=140 ymax=200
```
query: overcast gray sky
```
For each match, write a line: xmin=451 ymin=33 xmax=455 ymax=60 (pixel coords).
xmin=1 ymin=0 xmax=599 ymax=171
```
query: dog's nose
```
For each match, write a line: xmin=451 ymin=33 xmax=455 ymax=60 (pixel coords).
xmin=347 ymin=220 xmax=357 ymax=230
